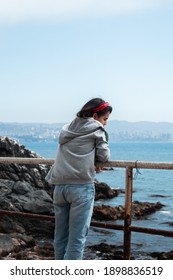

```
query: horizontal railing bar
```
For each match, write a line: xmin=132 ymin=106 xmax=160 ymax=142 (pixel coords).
xmin=91 ymin=221 xmax=124 ymax=231
xmin=0 ymin=209 xmax=55 ymax=221
xmin=0 ymin=209 xmax=124 ymax=230
xmin=0 ymin=157 xmax=54 ymax=165
xmin=0 ymin=157 xmax=173 ymax=170
xmin=1 ymin=209 xmax=173 ymax=238
xmin=99 ymin=160 xmax=173 ymax=170
xmin=130 ymin=225 xmax=173 ymax=237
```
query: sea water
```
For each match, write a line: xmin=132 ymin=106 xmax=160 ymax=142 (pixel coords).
xmin=23 ymin=140 xmax=173 ymax=257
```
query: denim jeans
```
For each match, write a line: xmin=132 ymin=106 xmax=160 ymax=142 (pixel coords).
xmin=53 ymin=184 xmax=95 ymax=260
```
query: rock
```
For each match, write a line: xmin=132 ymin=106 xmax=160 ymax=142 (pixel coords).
xmin=4 ymin=240 xmax=54 ymax=260
xmin=93 ymin=201 xmax=164 ymax=221
xmin=93 ymin=205 xmax=124 ymax=220
xmin=132 ymin=201 xmax=164 ymax=219
xmin=94 ymin=179 xmax=123 ymax=200
xmin=0 ymin=179 xmax=54 ymax=215
xmin=87 ymin=242 xmax=124 ymax=260
xmin=0 ymin=137 xmax=55 ymax=259
xmin=0 ymin=137 xmax=39 ymax=158
xmin=87 ymin=242 xmax=173 ymax=260
xmin=150 ymin=251 xmax=173 ymax=260
xmin=0 ymin=233 xmax=35 ymax=259
xmin=0 ymin=137 xmax=52 ymax=194
xmin=102 ymin=167 xmax=114 ymax=171
xmin=0 ymin=137 xmax=54 ymax=215
xmin=0 ymin=215 xmax=26 ymax=234
xmin=0 ymin=234 xmax=14 ymax=257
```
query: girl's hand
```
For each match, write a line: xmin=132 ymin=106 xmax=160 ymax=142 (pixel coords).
xmin=95 ymin=166 xmax=103 ymax=173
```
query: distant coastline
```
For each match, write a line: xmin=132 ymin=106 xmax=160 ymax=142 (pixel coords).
xmin=1 ymin=120 xmax=173 ymax=143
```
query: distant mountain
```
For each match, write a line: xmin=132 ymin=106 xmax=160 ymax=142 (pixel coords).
xmin=0 ymin=120 xmax=173 ymax=142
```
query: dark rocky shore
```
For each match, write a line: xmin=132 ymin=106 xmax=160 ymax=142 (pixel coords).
xmin=0 ymin=137 xmax=172 ymax=260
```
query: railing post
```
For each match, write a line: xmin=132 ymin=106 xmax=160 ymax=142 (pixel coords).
xmin=123 ymin=166 xmax=133 ymax=260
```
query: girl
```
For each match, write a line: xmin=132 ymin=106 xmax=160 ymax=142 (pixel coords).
xmin=46 ymin=98 xmax=112 ymax=259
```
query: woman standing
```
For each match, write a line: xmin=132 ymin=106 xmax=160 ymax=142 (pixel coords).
xmin=46 ymin=98 xmax=112 ymax=259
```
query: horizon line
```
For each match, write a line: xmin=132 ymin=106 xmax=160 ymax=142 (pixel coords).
xmin=1 ymin=120 xmax=173 ymax=125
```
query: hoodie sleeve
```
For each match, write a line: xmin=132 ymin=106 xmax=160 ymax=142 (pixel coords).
xmin=94 ymin=128 xmax=110 ymax=163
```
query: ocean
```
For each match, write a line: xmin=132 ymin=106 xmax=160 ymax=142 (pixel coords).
xmin=23 ymin=140 xmax=173 ymax=258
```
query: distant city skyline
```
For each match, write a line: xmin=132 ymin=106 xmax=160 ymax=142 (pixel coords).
xmin=0 ymin=0 xmax=173 ymax=123
xmin=1 ymin=120 xmax=173 ymax=142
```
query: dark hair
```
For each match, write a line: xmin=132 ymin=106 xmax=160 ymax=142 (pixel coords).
xmin=77 ymin=98 xmax=112 ymax=118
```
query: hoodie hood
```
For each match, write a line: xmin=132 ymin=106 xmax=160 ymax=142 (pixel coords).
xmin=59 ymin=117 xmax=103 ymax=145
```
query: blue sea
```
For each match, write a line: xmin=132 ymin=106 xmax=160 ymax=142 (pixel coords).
xmin=23 ymin=141 xmax=173 ymax=258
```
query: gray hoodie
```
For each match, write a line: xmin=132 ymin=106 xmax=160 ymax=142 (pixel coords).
xmin=45 ymin=117 xmax=110 ymax=185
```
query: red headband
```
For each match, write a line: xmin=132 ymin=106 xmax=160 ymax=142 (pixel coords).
xmin=93 ymin=102 xmax=109 ymax=113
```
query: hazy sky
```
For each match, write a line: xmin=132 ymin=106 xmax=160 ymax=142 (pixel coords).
xmin=0 ymin=0 xmax=173 ymax=123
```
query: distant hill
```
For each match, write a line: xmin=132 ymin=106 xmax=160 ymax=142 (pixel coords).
xmin=107 ymin=120 xmax=173 ymax=142
xmin=0 ymin=120 xmax=173 ymax=142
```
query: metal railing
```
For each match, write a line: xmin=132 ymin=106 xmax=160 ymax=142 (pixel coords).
xmin=0 ymin=157 xmax=173 ymax=260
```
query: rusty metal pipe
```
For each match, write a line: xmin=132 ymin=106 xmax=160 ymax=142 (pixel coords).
xmin=123 ymin=167 xmax=133 ymax=260
xmin=1 ymin=157 xmax=173 ymax=170
xmin=0 ymin=210 xmax=55 ymax=221
xmin=0 ymin=157 xmax=54 ymax=165
xmin=130 ymin=225 xmax=173 ymax=238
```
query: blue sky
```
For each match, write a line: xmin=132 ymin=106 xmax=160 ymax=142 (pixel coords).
xmin=0 ymin=0 xmax=173 ymax=123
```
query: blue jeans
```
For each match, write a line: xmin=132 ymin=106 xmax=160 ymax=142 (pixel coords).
xmin=53 ymin=184 xmax=95 ymax=260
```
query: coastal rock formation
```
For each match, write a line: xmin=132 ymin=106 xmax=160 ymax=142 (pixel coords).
xmin=93 ymin=201 xmax=164 ymax=221
xmin=87 ymin=243 xmax=173 ymax=260
xmin=0 ymin=137 xmax=51 ymax=192
xmin=0 ymin=137 xmax=54 ymax=217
